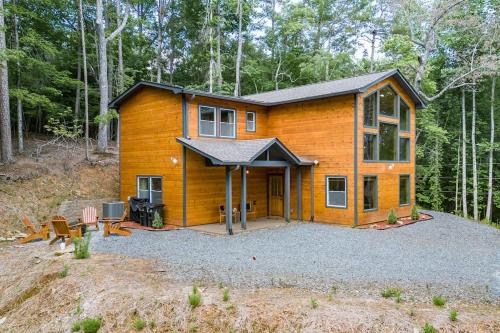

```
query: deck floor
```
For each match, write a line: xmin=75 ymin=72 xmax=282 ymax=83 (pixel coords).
xmin=187 ymin=217 xmax=296 ymax=235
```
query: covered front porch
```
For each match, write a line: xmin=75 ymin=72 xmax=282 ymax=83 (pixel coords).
xmin=177 ymin=137 xmax=315 ymax=234
xmin=188 ymin=216 xmax=297 ymax=235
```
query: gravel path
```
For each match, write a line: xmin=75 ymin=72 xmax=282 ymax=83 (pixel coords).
xmin=91 ymin=211 xmax=500 ymax=302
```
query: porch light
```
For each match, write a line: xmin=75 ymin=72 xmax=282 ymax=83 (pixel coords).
xmin=246 ymin=169 xmax=250 ymax=174
xmin=171 ymin=157 xmax=178 ymax=164
xmin=388 ymin=163 xmax=394 ymax=170
xmin=313 ymin=160 xmax=319 ymax=166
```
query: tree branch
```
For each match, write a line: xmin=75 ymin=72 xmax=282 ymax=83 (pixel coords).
xmin=106 ymin=4 xmax=130 ymax=43
xmin=420 ymin=67 xmax=482 ymax=101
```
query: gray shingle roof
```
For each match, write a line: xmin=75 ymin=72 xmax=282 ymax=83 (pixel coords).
xmin=176 ymin=137 xmax=311 ymax=165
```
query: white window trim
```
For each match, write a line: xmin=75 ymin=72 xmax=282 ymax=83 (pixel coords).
xmin=219 ymin=108 xmax=236 ymax=138
xmin=326 ymin=176 xmax=347 ymax=209
xmin=136 ymin=176 xmax=162 ymax=203
xmin=199 ymin=106 xmax=217 ymax=137
xmin=246 ymin=111 xmax=256 ymax=132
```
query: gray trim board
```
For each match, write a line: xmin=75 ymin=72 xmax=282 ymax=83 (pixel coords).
xmin=296 ymin=166 xmax=302 ymax=221
xmin=284 ymin=166 xmax=290 ymax=222
xmin=225 ymin=166 xmax=233 ymax=235
xmin=353 ymin=94 xmax=359 ymax=226
xmin=310 ymin=165 xmax=314 ymax=222
xmin=241 ymin=166 xmax=247 ymax=229
xmin=182 ymin=146 xmax=187 ymax=226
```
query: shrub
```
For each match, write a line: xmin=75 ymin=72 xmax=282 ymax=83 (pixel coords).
xmin=133 ymin=319 xmax=145 ymax=331
xmin=309 ymin=298 xmax=318 ymax=309
xmin=422 ymin=323 xmax=437 ymax=333
xmin=81 ymin=317 xmax=102 ymax=333
xmin=188 ymin=286 xmax=202 ymax=308
xmin=449 ymin=309 xmax=458 ymax=322
xmin=59 ymin=264 xmax=69 ymax=278
xmin=71 ymin=320 xmax=81 ymax=332
xmin=387 ymin=209 xmax=398 ymax=225
xmin=152 ymin=212 xmax=163 ymax=229
xmin=381 ymin=288 xmax=401 ymax=299
xmin=432 ymin=295 xmax=446 ymax=307
xmin=222 ymin=288 xmax=230 ymax=302
xmin=411 ymin=206 xmax=419 ymax=220
xmin=74 ymin=232 xmax=92 ymax=259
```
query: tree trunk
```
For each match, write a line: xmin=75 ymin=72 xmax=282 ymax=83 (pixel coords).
xmin=485 ymin=76 xmax=495 ymax=221
xmin=455 ymin=133 xmax=461 ymax=214
xmin=216 ymin=0 xmax=222 ymax=90
xmin=370 ymin=30 xmax=376 ymax=72
xmin=96 ymin=0 xmax=109 ymax=152
xmin=74 ymin=44 xmax=81 ymax=117
xmin=14 ymin=0 xmax=23 ymax=153
xmin=471 ymin=80 xmax=478 ymax=221
xmin=233 ymin=0 xmax=243 ymax=97
xmin=156 ymin=0 xmax=166 ymax=83
xmin=0 ymin=0 xmax=13 ymax=163
xmin=117 ymin=0 xmax=124 ymax=94
xmin=79 ymin=0 xmax=90 ymax=160
xmin=461 ymin=88 xmax=468 ymax=218
xmin=208 ymin=0 xmax=214 ymax=93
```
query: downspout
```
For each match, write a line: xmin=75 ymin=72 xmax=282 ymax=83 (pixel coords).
xmin=182 ymin=93 xmax=188 ymax=227
xmin=353 ymin=94 xmax=359 ymax=227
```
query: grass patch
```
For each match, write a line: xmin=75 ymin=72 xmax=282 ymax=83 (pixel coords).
xmin=133 ymin=318 xmax=145 ymax=331
xmin=188 ymin=286 xmax=202 ymax=308
xmin=74 ymin=232 xmax=91 ymax=259
xmin=432 ymin=295 xmax=446 ymax=307
xmin=449 ymin=309 xmax=458 ymax=322
xmin=422 ymin=323 xmax=437 ymax=333
xmin=222 ymin=288 xmax=230 ymax=302
xmin=381 ymin=288 xmax=401 ymax=299
xmin=58 ymin=264 xmax=69 ymax=278
xmin=71 ymin=320 xmax=81 ymax=332
xmin=81 ymin=317 xmax=102 ymax=333
xmin=309 ymin=297 xmax=318 ymax=309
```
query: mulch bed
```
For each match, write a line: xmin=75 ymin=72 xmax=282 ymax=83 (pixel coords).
xmin=358 ymin=213 xmax=433 ymax=230
xmin=121 ymin=221 xmax=179 ymax=231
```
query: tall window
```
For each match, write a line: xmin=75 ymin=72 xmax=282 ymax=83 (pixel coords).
xmin=363 ymin=176 xmax=377 ymax=210
xmin=399 ymin=137 xmax=410 ymax=162
xmin=199 ymin=106 xmax=216 ymax=136
xmin=363 ymin=93 xmax=377 ymax=127
xmin=379 ymin=86 xmax=396 ymax=117
xmin=326 ymin=176 xmax=347 ymax=208
xmin=220 ymin=108 xmax=236 ymax=138
xmin=399 ymin=175 xmax=410 ymax=205
xmin=137 ymin=176 xmax=163 ymax=203
xmin=379 ymin=123 xmax=397 ymax=161
xmin=363 ymin=134 xmax=377 ymax=161
xmin=400 ymin=100 xmax=410 ymax=131
xmin=246 ymin=111 xmax=256 ymax=132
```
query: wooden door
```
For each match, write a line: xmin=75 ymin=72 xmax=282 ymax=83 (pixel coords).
xmin=268 ymin=175 xmax=284 ymax=217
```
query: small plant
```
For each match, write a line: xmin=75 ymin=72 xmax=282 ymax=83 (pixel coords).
xmin=133 ymin=318 xmax=145 ymax=331
xmin=149 ymin=320 xmax=156 ymax=329
xmin=188 ymin=286 xmax=202 ymax=308
xmin=381 ymin=288 xmax=401 ymax=299
xmin=81 ymin=317 xmax=102 ymax=333
xmin=411 ymin=206 xmax=419 ymax=220
xmin=152 ymin=211 xmax=163 ymax=229
xmin=422 ymin=323 xmax=437 ymax=333
xmin=222 ymin=288 xmax=230 ymax=302
xmin=326 ymin=292 xmax=333 ymax=301
xmin=74 ymin=232 xmax=92 ymax=259
xmin=59 ymin=264 xmax=70 ymax=278
xmin=188 ymin=322 xmax=198 ymax=333
xmin=309 ymin=297 xmax=318 ymax=309
xmin=432 ymin=295 xmax=446 ymax=307
xmin=449 ymin=309 xmax=458 ymax=322
xmin=387 ymin=209 xmax=398 ymax=225
xmin=71 ymin=320 xmax=81 ymax=332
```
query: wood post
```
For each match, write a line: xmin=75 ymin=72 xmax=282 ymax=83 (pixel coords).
xmin=284 ymin=166 xmax=290 ymax=222
xmin=296 ymin=166 xmax=302 ymax=221
xmin=310 ymin=165 xmax=314 ymax=222
xmin=241 ymin=165 xmax=247 ymax=229
xmin=225 ymin=166 xmax=233 ymax=235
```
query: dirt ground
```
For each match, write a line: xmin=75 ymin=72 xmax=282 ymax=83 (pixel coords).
xmin=0 ymin=242 xmax=498 ymax=333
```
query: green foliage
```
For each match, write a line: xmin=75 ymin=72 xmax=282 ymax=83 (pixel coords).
xmin=381 ymin=288 xmax=401 ymax=299
xmin=309 ymin=297 xmax=318 ymax=309
xmin=59 ymin=264 xmax=69 ymax=278
xmin=188 ymin=286 xmax=202 ymax=308
xmin=81 ymin=317 xmax=102 ymax=333
xmin=152 ymin=212 xmax=163 ymax=229
xmin=222 ymin=288 xmax=230 ymax=302
xmin=449 ymin=309 xmax=458 ymax=322
xmin=71 ymin=320 xmax=81 ymax=332
xmin=74 ymin=232 xmax=91 ymax=259
xmin=133 ymin=319 xmax=145 ymax=331
xmin=422 ymin=323 xmax=437 ymax=333
xmin=387 ymin=210 xmax=398 ymax=225
xmin=432 ymin=295 xmax=446 ymax=307
xmin=411 ymin=206 xmax=419 ymax=220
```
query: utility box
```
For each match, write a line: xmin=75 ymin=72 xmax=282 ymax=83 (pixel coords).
xmin=103 ymin=201 xmax=125 ymax=218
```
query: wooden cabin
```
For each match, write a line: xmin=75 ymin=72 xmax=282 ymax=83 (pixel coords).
xmin=110 ymin=69 xmax=425 ymax=233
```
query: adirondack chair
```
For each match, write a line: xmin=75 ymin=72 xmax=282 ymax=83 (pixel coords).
xmin=18 ymin=217 xmax=50 ymax=244
xmin=219 ymin=205 xmax=238 ymax=224
xmin=78 ymin=207 xmax=99 ymax=230
xmin=102 ymin=210 xmax=131 ymax=237
xmin=49 ymin=215 xmax=82 ymax=246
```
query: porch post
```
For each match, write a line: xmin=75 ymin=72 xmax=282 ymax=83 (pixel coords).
xmin=225 ymin=166 xmax=233 ymax=235
xmin=241 ymin=165 xmax=247 ymax=230
xmin=296 ymin=166 xmax=302 ymax=221
xmin=284 ymin=166 xmax=290 ymax=222
xmin=310 ymin=165 xmax=314 ymax=222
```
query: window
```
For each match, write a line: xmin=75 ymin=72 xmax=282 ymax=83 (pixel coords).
xmin=363 ymin=134 xmax=377 ymax=161
xmin=379 ymin=122 xmax=397 ymax=161
xmin=399 ymin=175 xmax=410 ymax=205
xmin=400 ymin=100 xmax=410 ymax=131
xmin=363 ymin=176 xmax=377 ymax=211
xmin=137 ymin=176 xmax=162 ymax=203
xmin=326 ymin=176 xmax=347 ymax=208
xmin=199 ymin=106 xmax=216 ymax=136
xmin=379 ymin=86 xmax=396 ymax=117
xmin=363 ymin=93 xmax=377 ymax=127
xmin=399 ymin=137 xmax=410 ymax=161
xmin=246 ymin=111 xmax=256 ymax=132
xmin=220 ymin=108 xmax=235 ymax=137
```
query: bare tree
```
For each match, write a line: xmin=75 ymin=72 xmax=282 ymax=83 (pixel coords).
xmin=233 ymin=0 xmax=243 ymax=97
xmin=79 ymin=0 xmax=90 ymax=160
xmin=461 ymin=88 xmax=468 ymax=218
xmin=117 ymin=0 xmax=124 ymax=94
xmin=13 ymin=0 xmax=23 ymax=153
xmin=96 ymin=0 xmax=129 ymax=152
xmin=207 ymin=0 xmax=214 ymax=93
xmin=485 ymin=76 xmax=495 ymax=221
xmin=216 ymin=0 xmax=222 ymax=90
xmin=156 ymin=0 xmax=167 ymax=83
xmin=0 ymin=0 xmax=13 ymax=162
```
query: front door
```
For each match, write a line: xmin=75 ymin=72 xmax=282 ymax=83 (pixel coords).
xmin=268 ymin=175 xmax=284 ymax=217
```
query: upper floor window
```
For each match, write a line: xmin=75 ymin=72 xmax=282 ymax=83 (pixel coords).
xmin=199 ymin=105 xmax=236 ymax=138
xmin=379 ymin=86 xmax=397 ymax=117
xmin=137 ymin=176 xmax=162 ymax=204
xmin=246 ymin=111 xmax=256 ymax=132
xmin=326 ymin=176 xmax=347 ymax=208
xmin=363 ymin=93 xmax=377 ymax=127
xmin=379 ymin=122 xmax=397 ymax=161
xmin=400 ymin=100 xmax=410 ymax=131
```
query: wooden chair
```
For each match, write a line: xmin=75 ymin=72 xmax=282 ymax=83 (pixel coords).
xmin=78 ymin=207 xmax=99 ymax=230
xmin=102 ymin=210 xmax=132 ymax=237
xmin=219 ymin=205 xmax=237 ymax=224
xmin=19 ymin=217 xmax=50 ymax=244
xmin=245 ymin=203 xmax=257 ymax=221
xmin=50 ymin=216 xmax=82 ymax=246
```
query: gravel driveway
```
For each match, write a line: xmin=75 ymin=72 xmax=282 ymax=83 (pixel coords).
xmin=92 ymin=211 xmax=500 ymax=302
